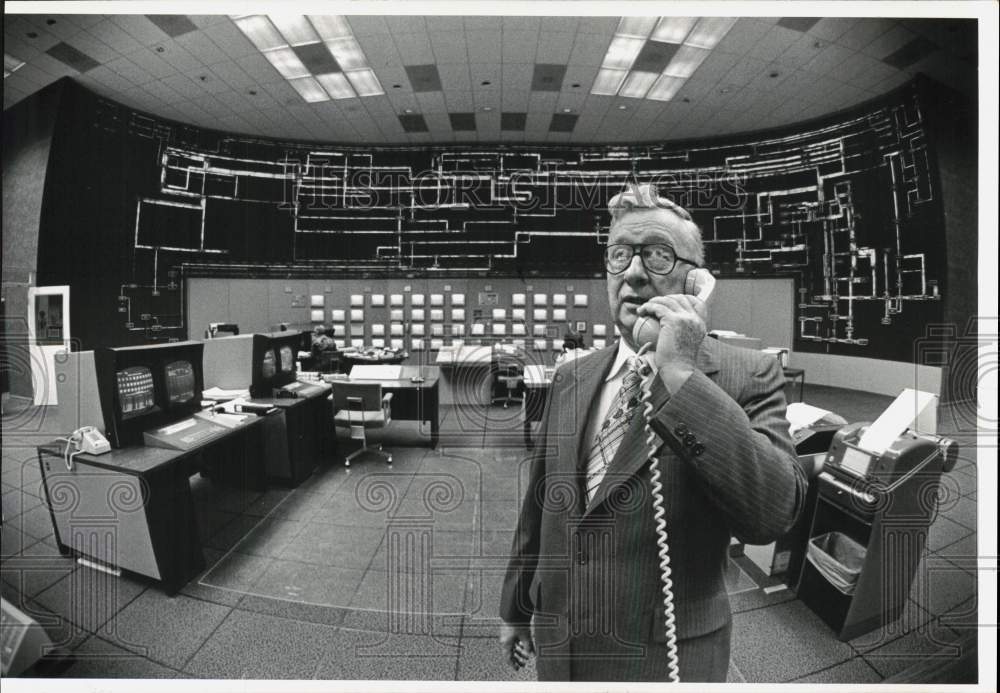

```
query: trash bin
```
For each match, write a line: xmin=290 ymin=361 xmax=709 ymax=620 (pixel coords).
xmin=806 ymin=531 xmax=866 ymax=595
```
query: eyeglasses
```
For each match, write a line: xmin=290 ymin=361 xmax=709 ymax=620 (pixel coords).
xmin=604 ymin=243 xmax=699 ymax=275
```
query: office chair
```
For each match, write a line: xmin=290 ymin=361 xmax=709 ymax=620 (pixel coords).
xmin=491 ymin=348 xmax=525 ymax=409
xmin=330 ymin=381 xmax=393 ymax=467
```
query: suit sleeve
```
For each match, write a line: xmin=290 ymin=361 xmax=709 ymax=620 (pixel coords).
xmin=648 ymin=351 xmax=807 ymax=544
xmin=498 ymin=376 xmax=554 ymax=625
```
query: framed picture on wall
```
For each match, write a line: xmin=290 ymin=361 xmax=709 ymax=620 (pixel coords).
xmin=310 ymin=295 xmax=325 ymax=308
xmin=575 ymin=321 xmax=587 ymax=332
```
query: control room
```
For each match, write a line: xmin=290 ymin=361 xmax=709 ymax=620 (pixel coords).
xmin=1 ymin=4 xmax=993 ymax=690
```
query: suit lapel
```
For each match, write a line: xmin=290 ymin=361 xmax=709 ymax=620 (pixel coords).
xmin=586 ymin=337 xmax=721 ymax=513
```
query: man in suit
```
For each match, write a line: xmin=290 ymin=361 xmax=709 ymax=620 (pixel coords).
xmin=499 ymin=184 xmax=807 ymax=682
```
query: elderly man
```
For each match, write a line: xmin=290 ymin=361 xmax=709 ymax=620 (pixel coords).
xmin=499 ymin=184 xmax=806 ymax=682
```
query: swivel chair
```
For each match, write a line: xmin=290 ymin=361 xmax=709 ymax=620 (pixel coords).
xmin=491 ymin=346 xmax=525 ymax=409
xmin=331 ymin=381 xmax=393 ymax=467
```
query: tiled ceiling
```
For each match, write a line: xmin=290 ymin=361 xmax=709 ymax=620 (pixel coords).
xmin=2 ymin=13 xmax=978 ymax=144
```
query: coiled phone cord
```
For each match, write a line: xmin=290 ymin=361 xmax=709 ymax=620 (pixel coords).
xmin=636 ymin=344 xmax=680 ymax=682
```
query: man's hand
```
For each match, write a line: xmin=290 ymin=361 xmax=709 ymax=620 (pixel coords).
xmin=499 ymin=621 xmax=535 ymax=671
xmin=636 ymin=293 xmax=708 ymax=394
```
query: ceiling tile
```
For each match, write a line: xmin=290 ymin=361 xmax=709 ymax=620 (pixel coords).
xmin=466 ymin=30 xmax=502 ymax=64
xmin=746 ymin=25 xmax=802 ymax=62
xmin=503 ymin=64 xmax=534 ymax=92
xmin=47 ymin=41 xmax=102 ymax=72
xmin=776 ymin=17 xmax=821 ymax=33
xmin=808 ymin=18 xmax=857 ymax=43
xmin=718 ymin=19 xmax=773 ymax=56
xmin=428 ymin=31 xmax=468 ymax=64
xmin=88 ymin=65 xmax=137 ymax=93
xmin=469 ymin=64 xmax=501 ymax=90
xmin=569 ymin=33 xmax=612 ymax=66
xmin=386 ymin=91 xmax=420 ymax=110
xmin=208 ymin=60 xmax=256 ymax=90
xmin=386 ymin=16 xmax=428 ymax=34
xmin=449 ymin=112 xmax=476 ymax=130
xmin=781 ymin=33 xmax=827 ymax=64
xmin=415 ymin=91 xmax=448 ymax=113
xmin=502 ymin=33 xmax=540 ymax=65
xmin=123 ymin=16 xmax=178 ymax=42
xmin=501 ymin=90 xmax=530 ymax=111
xmin=9 ymin=19 xmax=62 ymax=52
xmin=294 ymin=43 xmax=341 ymax=74
xmin=562 ymin=64 xmax=599 ymax=90
xmin=437 ymin=63 xmax=472 ymax=92
xmin=803 ymin=43 xmax=856 ymax=75
xmin=427 ymin=16 xmax=465 ymax=33
xmin=105 ymin=55 xmax=154 ymax=84
xmin=549 ymin=112 xmax=578 ymax=132
xmin=473 ymin=91 xmax=500 ymax=111
xmin=405 ymin=64 xmax=443 ymax=92
xmin=836 ymin=19 xmax=894 ymax=51
xmin=531 ymin=63 xmax=566 ymax=91
xmin=87 ymin=19 xmax=145 ymax=55
xmin=393 ymin=32 xmax=435 ymax=64
xmin=58 ymin=30 xmax=118 ymax=65
xmin=234 ymin=52 xmax=278 ymax=83
xmin=371 ymin=66 xmax=412 ymax=92
xmin=445 ymin=91 xmax=474 ymax=111
xmin=361 ymin=95 xmax=397 ymax=117
xmin=201 ymin=20 xmax=257 ymax=60
xmin=864 ymin=25 xmax=920 ymax=60
xmin=155 ymin=41 xmax=201 ymax=73
xmin=359 ymin=36 xmax=403 ymax=67
xmin=528 ymin=91 xmax=560 ymax=112
xmin=29 ymin=15 xmax=86 ymax=41
xmin=723 ymin=56 xmax=768 ymax=87
xmin=26 ymin=52 xmax=80 ymax=80
xmin=399 ymin=113 xmax=428 ymax=132
xmin=576 ymin=17 xmax=618 ymax=34
xmin=345 ymin=16 xmax=389 ymax=37
xmin=541 ymin=17 xmax=578 ymax=34
xmin=423 ymin=112 xmax=452 ymax=132
xmin=127 ymin=48 xmax=177 ymax=80
xmin=535 ymin=32 xmax=575 ymax=64
xmin=175 ymin=30 xmax=228 ymax=65
xmin=464 ymin=17 xmax=502 ymax=31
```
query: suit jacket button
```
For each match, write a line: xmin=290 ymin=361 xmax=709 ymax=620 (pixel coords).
xmin=674 ymin=424 xmax=689 ymax=437
xmin=683 ymin=433 xmax=697 ymax=447
xmin=692 ymin=443 xmax=705 ymax=456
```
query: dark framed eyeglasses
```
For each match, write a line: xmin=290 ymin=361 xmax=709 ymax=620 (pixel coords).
xmin=604 ymin=243 xmax=700 ymax=276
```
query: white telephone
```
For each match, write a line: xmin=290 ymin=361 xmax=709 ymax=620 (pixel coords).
xmin=632 ymin=267 xmax=716 ymax=349
xmin=630 ymin=267 xmax=715 ymax=683
xmin=61 ymin=426 xmax=110 ymax=469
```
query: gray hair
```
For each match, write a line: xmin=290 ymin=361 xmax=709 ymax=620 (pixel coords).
xmin=607 ymin=183 xmax=705 ymax=265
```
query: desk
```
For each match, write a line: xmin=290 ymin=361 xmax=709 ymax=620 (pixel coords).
xmin=36 ymin=416 xmax=265 ymax=594
xmin=251 ymin=381 xmax=333 ymax=486
xmin=783 ymin=367 xmax=806 ymax=403
xmin=338 ymin=365 xmax=440 ymax=448
xmin=340 ymin=349 xmax=407 ymax=372
xmin=435 ymin=346 xmax=493 ymax=406
xmin=522 ymin=365 xmax=554 ymax=448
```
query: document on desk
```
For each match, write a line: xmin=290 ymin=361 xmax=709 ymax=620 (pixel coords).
xmin=203 ymin=386 xmax=250 ymax=402
xmin=350 ymin=364 xmax=402 ymax=380
xmin=786 ymin=402 xmax=832 ymax=435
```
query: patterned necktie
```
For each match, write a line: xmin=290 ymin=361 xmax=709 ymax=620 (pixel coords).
xmin=585 ymin=358 xmax=642 ymax=505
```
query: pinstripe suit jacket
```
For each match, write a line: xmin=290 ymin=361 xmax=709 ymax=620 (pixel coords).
xmin=500 ymin=337 xmax=807 ymax=681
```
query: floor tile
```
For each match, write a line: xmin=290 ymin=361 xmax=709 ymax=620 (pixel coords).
xmin=198 ymin=549 xmax=274 ymax=596
xmin=32 ymin=564 xmax=149 ymax=636
xmin=108 ymin=590 xmax=231 ymax=669
xmin=477 ymin=499 xmax=522 ymax=533
xmin=179 ymin=548 xmax=249 ymax=607
xmin=279 ymin=522 xmax=384 ymax=570
xmin=351 ymin=565 xmax=470 ymax=615
xmin=1 ymin=554 xmax=75 ymax=599
xmin=908 ymin=552 xmax=977 ymax=621
xmin=62 ymin=634 xmax=183 ymax=678
xmin=948 ymin=466 xmax=977 ymax=497
xmin=183 ymin=609 xmax=338 ymax=678
xmin=230 ymin=515 xmax=310 ymax=558
xmin=730 ymin=599 xmax=856 ymax=682
xmin=940 ymin=495 xmax=976 ymax=531
xmin=248 ymin=559 xmax=366 ymax=607
xmin=860 ymin=618 xmax=967 ymax=680
xmin=2 ymin=486 xmax=44 ymax=517
xmin=237 ymin=592 xmax=349 ymax=628
xmin=926 ymin=515 xmax=974 ymax=553
xmin=314 ymin=627 xmax=462 ymax=680
xmin=791 ymin=656 xmax=882 ymax=683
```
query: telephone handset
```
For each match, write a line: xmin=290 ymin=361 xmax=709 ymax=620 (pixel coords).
xmin=61 ymin=426 xmax=111 ymax=469
xmin=630 ymin=267 xmax=714 ymax=683
xmin=632 ymin=268 xmax=716 ymax=349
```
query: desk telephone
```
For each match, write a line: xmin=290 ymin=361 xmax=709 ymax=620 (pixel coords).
xmin=632 ymin=267 xmax=715 ymax=682
xmin=60 ymin=426 xmax=111 ymax=470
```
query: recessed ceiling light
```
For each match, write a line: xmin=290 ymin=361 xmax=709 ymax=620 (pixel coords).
xmin=481 ymin=80 xmax=491 ymax=86
xmin=719 ymin=87 xmax=731 ymax=94
xmin=618 ymin=105 xmax=627 ymax=110
xmin=26 ymin=32 xmax=38 ymax=39
xmin=46 ymin=19 xmax=56 ymax=26
xmin=199 ymin=75 xmax=208 ymax=82
xmin=562 ymin=108 xmax=572 ymax=113
xmin=571 ymin=82 xmax=580 ymax=88
xmin=392 ymin=83 xmax=401 ymax=89
xmin=248 ymin=89 xmax=257 ymax=95
xmin=682 ymin=97 xmax=691 ymax=103
xmin=769 ymin=71 xmax=780 ymax=78
xmin=813 ymin=41 xmax=824 ymax=49
xmin=404 ymin=108 xmax=413 ymax=114
xmin=482 ymin=106 xmax=493 ymax=112
xmin=156 ymin=46 xmax=165 ymax=53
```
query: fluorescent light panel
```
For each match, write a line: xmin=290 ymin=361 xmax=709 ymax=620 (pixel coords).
xmin=620 ymin=70 xmax=658 ymax=99
xmin=683 ymin=17 xmax=738 ymax=49
xmin=235 ymin=15 xmax=287 ymax=51
xmin=616 ymin=16 xmax=658 ymax=38
xmin=262 ymin=47 xmax=311 ymax=79
xmin=268 ymin=15 xmax=320 ymax=46
xmin=308 ymin=15 xmax=353 ymax=40
xmin=602 ymin=35 xmax=645 ymax=70
xmin=663 ymin=45 xmax=711 ymax=78
xmin=345 ymin=69 xmax=383 ymax=96
xmin=652 ymin=17 xmax=698 ymax=43
xmin=288 ymin=75 xmax=330 ymax=103
xmin=592 ymin=16 xmax=737 ymax=101
xmin=325 ymin=37 xmax=366 ymax=71
xmin=592 ymin=68 xmax=629 ymax=95
xmin=234 ymin=14 xmax=385 ymax=102
xmin=316 ymin=72 xmax=356 ymax=99
xmin=4 ymin=53 xmax=25 ymax=77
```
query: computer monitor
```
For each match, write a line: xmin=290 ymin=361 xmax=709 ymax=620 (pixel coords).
xmin=250 ymin=331 xmax=301 ymax=397
xmin=95 ymin=341 xmax=206 ymax=448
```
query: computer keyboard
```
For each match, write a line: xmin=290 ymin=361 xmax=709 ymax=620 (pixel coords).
xmin=179 ymin=426 xmax=222 ymax=446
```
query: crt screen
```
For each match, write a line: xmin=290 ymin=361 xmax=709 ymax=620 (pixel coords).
xmin=116 ymin=366 xmax=155 ymax=418
xmin=261 ymin=349 xmax=276 ymax=378
xmin=279 ymin=345 xmax=294 ymax=373
xmin=165 ymin=360 xmax=196 ymax=405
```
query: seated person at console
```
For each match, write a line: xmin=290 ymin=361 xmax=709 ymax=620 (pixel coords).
xmin=555 ymin=327 xmax=588 ymax=364
xmin=309 ymin=325 xmax=340 ymax=372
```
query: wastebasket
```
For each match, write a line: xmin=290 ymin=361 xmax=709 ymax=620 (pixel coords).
xmin=806 ymin=531 xmax=866 ymax=595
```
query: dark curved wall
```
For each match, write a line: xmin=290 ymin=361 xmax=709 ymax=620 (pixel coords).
xmin=28 ymin=76 xmax=974 ymax=369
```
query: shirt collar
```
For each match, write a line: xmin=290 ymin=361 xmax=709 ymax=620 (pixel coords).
xmin=605 ymin=338 xmax=638 ymax=382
